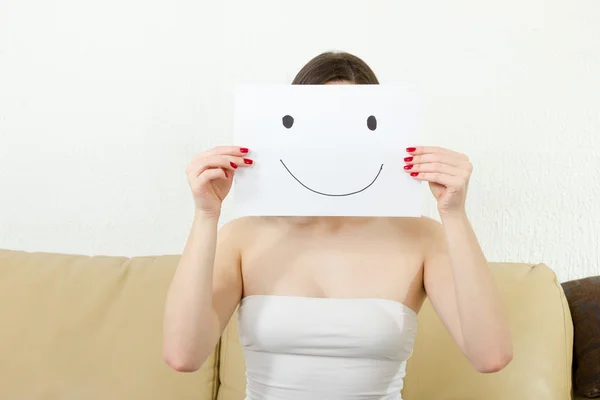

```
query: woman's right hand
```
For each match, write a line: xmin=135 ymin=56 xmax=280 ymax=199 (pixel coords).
xmin=186 ymin=146 xmax=252 ymax=217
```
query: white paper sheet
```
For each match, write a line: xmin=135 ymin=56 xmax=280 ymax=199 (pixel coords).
xmin=233 ymin=85 xmax=422 ymax=217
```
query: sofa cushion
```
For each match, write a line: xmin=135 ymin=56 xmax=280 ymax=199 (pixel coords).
xmin=217 ymin=263 xmax=573 ymax=400
xmin=217 ymin=312 xmax=246 ymax=400
xmin=402 ymin=263 xmax=573 ymax=399
xmin=562 ymin=276 xmax=600 ymax=398
xmin=0 ymin=249 xmax=218 ymax=400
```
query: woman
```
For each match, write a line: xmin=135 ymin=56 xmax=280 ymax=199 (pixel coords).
xmin=163 ymin=52 xmax=513 ymax=400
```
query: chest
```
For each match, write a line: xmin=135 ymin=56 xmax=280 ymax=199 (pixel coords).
xmin=240 ymin=228 xmax=425 ymax=303
xmin=238 ymin=296 xmax=417 ymax=361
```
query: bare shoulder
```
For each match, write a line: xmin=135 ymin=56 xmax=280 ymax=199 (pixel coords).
xmin=213 ymin=216 xmax=267 ymax=268
xmin=218 ymin=216 xmax=278 ymax=247
xmin=218 ymin=216 xmax=258 ymax=240
xmin=417 ymin=216 xmax=444 ymax=234
xmin=387 ymin=215 xmax=443 ymax=237
xmin=219 ymin=215 xmax=258 ymax=233
xmin=413 ymin=217 xmax=448 ymax=263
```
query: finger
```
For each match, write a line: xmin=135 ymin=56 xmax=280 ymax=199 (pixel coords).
xmin=213 ymin=155 xmax=253 ymax=169
xmin=410 ymin=171 xmax=463 ymax=187
xmin=187 ymin=155 xmax=236 ymax=177
xmin=405 ymin=153 xmax=469 ymax=168
xmin=195 ymin=168 xmax=229 ymax=187
xmin=189 ymin=147 xmax=250 ymax=166
xmin=404 ymin=162 xmax=469 ymax=178
xmin=203 ymin=146 xmax=250 ymax=158
xmin=406 ymin=146 xmax=468 ymax=160
xmin=187 ymin=155 xmax=251 ymax=179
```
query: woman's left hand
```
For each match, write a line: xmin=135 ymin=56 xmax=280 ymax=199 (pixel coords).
xmin=404 ymin=146 xmax=473 ymax=216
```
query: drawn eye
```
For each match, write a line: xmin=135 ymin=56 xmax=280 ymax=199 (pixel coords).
xmin=282 ymin=115 xmax=294 ymax=129
xmin=367 ymin=115 xmax=377 ymax=131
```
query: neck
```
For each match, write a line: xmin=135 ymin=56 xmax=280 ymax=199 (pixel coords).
xmin=280 ymin=216 xmax=373 ymax=232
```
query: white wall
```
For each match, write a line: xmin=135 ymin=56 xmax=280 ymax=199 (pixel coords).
xmin=1 ymin=0 xmax=598 ymax=282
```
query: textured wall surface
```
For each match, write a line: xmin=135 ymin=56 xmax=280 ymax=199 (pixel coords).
xmin=1 ymin=0 xmax=599 ymax=282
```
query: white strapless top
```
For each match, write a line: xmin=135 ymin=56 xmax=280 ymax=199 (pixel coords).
xmin=237 ymin=295 xmax=418 ymax=400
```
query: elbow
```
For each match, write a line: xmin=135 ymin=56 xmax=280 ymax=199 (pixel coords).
xmin=163 ymin=353 xmax=201 ymax=373
xmin=162 ymin=346 xmax=203 ymax=373
xmin=473 ymin=348 xmax=513 ymax=373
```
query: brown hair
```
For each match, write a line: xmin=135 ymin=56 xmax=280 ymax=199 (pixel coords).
xmin=292 ymin=51 xmax=379 ymax=85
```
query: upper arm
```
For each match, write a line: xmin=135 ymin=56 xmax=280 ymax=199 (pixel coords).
xmin=422 ymin=217 xmax=466 ymax=353
xmin=211 ymin=218 xmax=246 ymax=334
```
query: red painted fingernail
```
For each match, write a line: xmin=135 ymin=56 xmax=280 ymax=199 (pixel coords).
xmin=225 ymin=172 xmax=229 ymax=178
xmin=404 ymin=165 xmax=413 ymax=170
xmin=404 ymin=157 xmax=413 ymax=162
xmin=406 ymin=147 xmax=416 ymax=153
xmin=240 ymin=147 xmax=249 ymax=153
xmin=410 ymin=172 xmax=419 ymax=177
xmin=243 ymin=158 xmax=253 ymax=165
xmin=230 ymin=162 xmax=238 ymax=169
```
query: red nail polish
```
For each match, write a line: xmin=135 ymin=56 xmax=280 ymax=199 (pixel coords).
xmin=406 ymin=147 xmax=416 ymax=153
xmin=404 ymin=165 xmax=413 ymax=170
xmin=404 ymin=157 xmax=413 ymax=162
xmin=410 ymin=172 xmax=419 ymax=177
xmin=240 ymin=147 xmax=249 ymax=153
xmin=225 ymin=172 xmax=229 ymax=178
xmin=230 ymin=162 xmax=238 ymax=169
xmin=244 ymin=158 xmax=253 ymax=165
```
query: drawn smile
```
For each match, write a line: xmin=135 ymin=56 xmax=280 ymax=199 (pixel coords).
xmin=279 ymin=159 xmax=384 ymax=197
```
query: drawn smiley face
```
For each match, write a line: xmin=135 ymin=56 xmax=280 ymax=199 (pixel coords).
xmin=278 ymin=114 xmax=384 ymax=197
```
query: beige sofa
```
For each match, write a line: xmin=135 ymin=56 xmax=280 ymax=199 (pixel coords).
xmin=0 ymin=249 xmax=581 ymax=399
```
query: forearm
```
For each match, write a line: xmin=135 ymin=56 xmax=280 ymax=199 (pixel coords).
xmin=162 ymin=213 xmax=221 ymax=370
xmin=441 ymin=212 xmax=512 ymax=369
